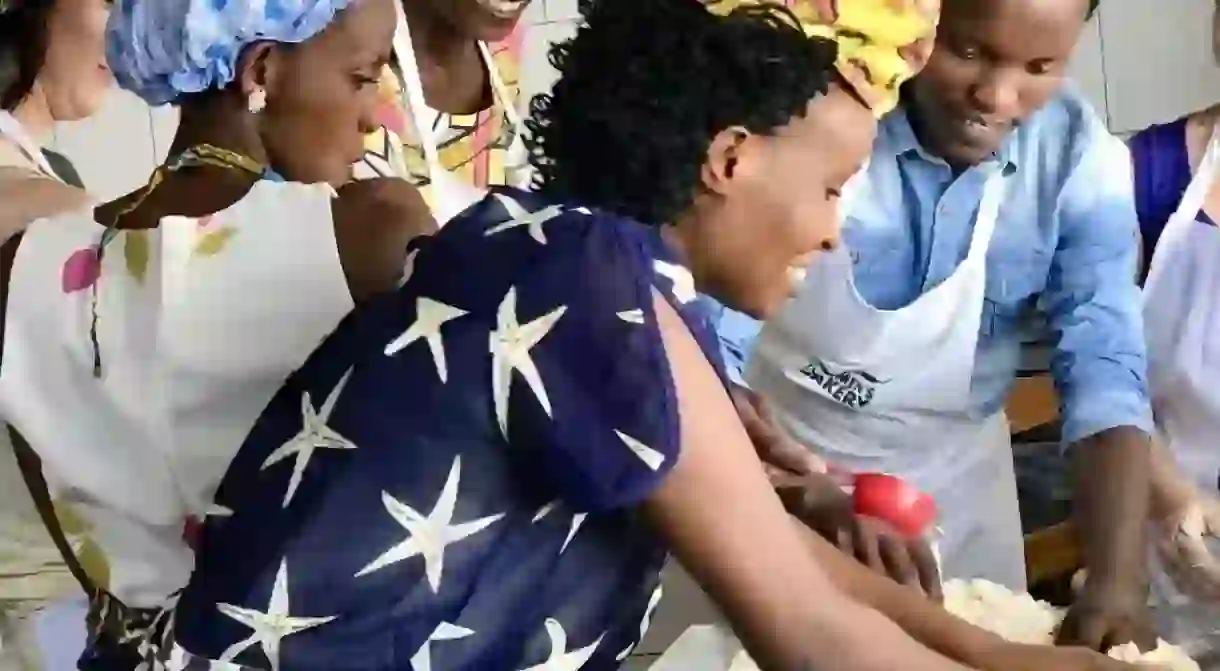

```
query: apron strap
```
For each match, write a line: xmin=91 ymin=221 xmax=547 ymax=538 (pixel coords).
xmin=1145 ymin=125 xmax=1220 ymax=293
xmin=0 ymin=111 xmax=59 ymax=180
xmin=0 ymin=234 xmax=95 ymax=596
xmin=391 ymin=3 xmax=528 ymax=184
xmin=10 ymin=425 xmax=96 ymax=596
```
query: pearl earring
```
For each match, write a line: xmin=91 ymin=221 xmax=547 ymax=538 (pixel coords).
xmin=247 ymin=88 xmax=266 ymax=114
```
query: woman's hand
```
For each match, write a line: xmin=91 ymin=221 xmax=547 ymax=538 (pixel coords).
xmin=1154 ymin=493 xmax=1220 ymax=601
xmin=731 ymin=384 xmax=942 ymax=598
xmin=973 ymin=643 xmax=1152 ymax=671
xmin=777 ymin=474 xmax=943 ymax=600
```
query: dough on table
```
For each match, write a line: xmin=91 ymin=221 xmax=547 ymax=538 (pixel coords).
xmin=942 ymin=578 xmax=1199 ymax=670
xmin=723 ymin=579 xmax=1199 ymax=670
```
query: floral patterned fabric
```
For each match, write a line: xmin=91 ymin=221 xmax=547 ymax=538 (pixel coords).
xmin=704 ymin=0 xmax=941 ymax=117
xmin=354 ymin=27 xmax=529 ymax=201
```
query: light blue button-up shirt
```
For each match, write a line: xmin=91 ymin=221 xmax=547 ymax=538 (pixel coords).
xmin=713 ymin=86 xmax=1153 ymax=445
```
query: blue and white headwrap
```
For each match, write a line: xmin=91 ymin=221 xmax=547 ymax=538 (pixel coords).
xmin=106 ymin=0 xmax=356 ymax=106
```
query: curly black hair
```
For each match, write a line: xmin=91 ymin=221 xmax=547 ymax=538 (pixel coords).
xmin=526 ymin=0 xmax=840 ymax=226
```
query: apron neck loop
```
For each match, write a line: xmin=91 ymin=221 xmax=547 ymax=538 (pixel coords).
xmin=964 ymin=168 xmax=1010 ymax=261
xmin=1145 ymin=124 xmax=1220 ymax=294
xmin=391 ymin=2 xmax=526 ymax=184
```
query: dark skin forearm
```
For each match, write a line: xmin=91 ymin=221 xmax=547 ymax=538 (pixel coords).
xmin=791 ymin=517 xmax=1001 ymax=668
xmin=1071 ymin=426 xmax=1151 ymax=589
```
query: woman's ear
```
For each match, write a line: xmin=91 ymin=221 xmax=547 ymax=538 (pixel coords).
xmin=234 ymin=41 xmax=278 ymax=108
xmin=701 ymin=126 xmax=752 ymax=197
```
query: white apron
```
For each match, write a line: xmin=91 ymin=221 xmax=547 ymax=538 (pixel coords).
xmin=0 ymin=110 xmax=90 ymax=671
xmin=746 ymin=168 xmax=1026 ymax=589
xmin=0 ymin=112 xmax=55 ymax=177
xmin=391 ymin=0 xmax=530 ymax=226
xmin=1142 ymin=123 xmax=1220 ymax=662
xmin=1 ymin=178 xmax=349 ymax=606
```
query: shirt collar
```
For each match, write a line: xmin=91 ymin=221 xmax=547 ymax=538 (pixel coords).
xmin=878 ymin=105 xmax=1019 ymax=173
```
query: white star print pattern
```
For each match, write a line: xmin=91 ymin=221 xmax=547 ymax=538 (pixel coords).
xmin=398 ymin=249 xmax=419 ymax=288
xmin=532 ymin=500 xmax=558 ymax=523
xmin=410 ymin=622 xmax=475 ymax=671
xmin=206 ymin=503 xmax=233 ymax=518
xmin=355 ymin=455 xmax=504 ymax=592
xmin=261 ymin=368 xmax=357 ymax=507
xmin=616 ymin=309 xmax=645 ymax=324
xmin=384 ymin=297 xmax=469 ymax=382
xmin=531 ymin=501 xmax=586 ymax=554
xmin=560 ymin=513 xmax=587 ymax=554
xmin=215 ymin=560 xmax=336 ymax=671
xmin=653 ymin=260 xmax=696 ymax=303
xmin=484 ymin=193 xmax=563 ymax=244
xmin=520 ymin=618 xmax=603 ymax=671
xmin=615 ymin=430 xmax=666 ymax=471
xmin=616 ymin=584 xmax=664 ymax=660
xmin=490 ymin=287 xmax=567 ymax=437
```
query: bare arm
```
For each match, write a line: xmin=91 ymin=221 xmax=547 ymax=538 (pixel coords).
xmin=642 ymin=293 xmax=970 ymax=671
xmin=0 ymin=168 xmax=89 ymax=242
xmin=331 ymin=177 xmax=436 ymax=301
xmin=1146 ymin=434 xmax=1195 ymax=520
xmin=788 ymin=517 xmax=1002 ymax=666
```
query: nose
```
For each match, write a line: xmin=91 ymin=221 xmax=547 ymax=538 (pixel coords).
xmin=819 ymin=236 xmax=839 ymax=252
xmin=358 ymin=112 xmax=380 ymax=136
xmin=968 ymin=68 xmax=1021 ymax=119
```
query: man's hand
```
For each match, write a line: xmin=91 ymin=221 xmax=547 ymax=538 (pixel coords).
xmin=730 ymin=385 xmax=942 ymax=599
xmin=1060 ymin=427 xmax=1155 ymax=651
xmin=1055 ymin=578 xmax=1156 ymax=651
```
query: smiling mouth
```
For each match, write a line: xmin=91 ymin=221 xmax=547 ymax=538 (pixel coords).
xmin=950 ymin=114 xmax=1007 ymax=144
xmin=474 ymin=0 xmax=530 ymax=18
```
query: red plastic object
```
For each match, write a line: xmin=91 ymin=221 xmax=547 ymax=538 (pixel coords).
xmin=182 ymin=515 xmax=202 ymax=551
xmin=851 ymin=473 xmax=938 ymax=539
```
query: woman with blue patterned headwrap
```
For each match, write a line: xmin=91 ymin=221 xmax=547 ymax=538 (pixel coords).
xmin=0 ymin=0 xmax=436 ymax=666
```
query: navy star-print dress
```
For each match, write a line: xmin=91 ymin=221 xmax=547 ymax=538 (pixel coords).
xmin=152 ymin=187 xmax=727 ymax=671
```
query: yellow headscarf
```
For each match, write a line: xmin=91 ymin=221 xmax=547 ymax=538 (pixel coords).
xmin=705 ymin=0 xmax=940 ymax=117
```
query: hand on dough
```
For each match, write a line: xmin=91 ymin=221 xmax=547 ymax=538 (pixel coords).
xmin=1156 ymin=495 xmax=1220 ymax=601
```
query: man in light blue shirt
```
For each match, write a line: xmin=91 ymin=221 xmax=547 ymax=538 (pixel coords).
xmin=722 ymin=0 xmax=1156 ymax=652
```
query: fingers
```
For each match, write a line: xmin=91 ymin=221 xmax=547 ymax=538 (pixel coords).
xmin=1054 ymin=609 xmax=1108 ymax=651
xmin=907 ymin=536 xmax=943 ymax=601
xmin=1173 ymin=534 xmax=1220 ymax=599
xmin=847 ymin=518 xmax=938 ymax=598
xmin=1158 ymin=530 xmax=1220 ymax=601
xmin=731 ymin=386 xmax=807 ymax=474
xmin=876 ymin=532 xmax=925 ymax=594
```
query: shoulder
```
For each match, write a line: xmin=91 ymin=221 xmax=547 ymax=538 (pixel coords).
xmin=333 ymin=177 xmax=431 ymax=224
xmin=0 ymin=169 xmax=90 ymax=241
xmin=1011 ymin=86 xmax=1130 ymax=205
xmin=0 ymin=137 xmax=35 ymax=172
xmin=331 ymin=178 xmax=436 ymax=299
xmin=1017 ymin=86 xmax=1115 ymax=167
xmin=416 ymin=189 xmax=660 ymax=313
xmin=1129 ymin=115 xmax=1189 ymax=155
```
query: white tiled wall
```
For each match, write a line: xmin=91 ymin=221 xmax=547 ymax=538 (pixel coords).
xmin=52 ymin=1 xmax=1220 ymax=200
